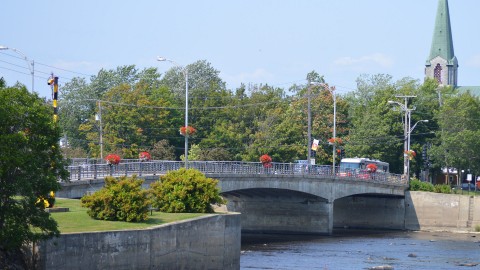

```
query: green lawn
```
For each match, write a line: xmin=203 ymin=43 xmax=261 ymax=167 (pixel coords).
xmin=51 ymin=198 xmax=205 ymax=233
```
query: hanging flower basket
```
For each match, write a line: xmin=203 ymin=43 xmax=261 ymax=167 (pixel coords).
xmin=328 ymin=137 xmax=343 ymax=145
xmin=139 ymin=151 xmax=151 ymax=161
xmin=366 ymin=163 xmax=377 ymax=173
xmin=405 ymin=150 xmax=416 ymax=160
xmin=259 ymin=154 xmax=272 ymax=164
xmin=179 ymin=126 xmax=196 ymax=137
xmin=105 ymin=154 xmax=121 ymax=165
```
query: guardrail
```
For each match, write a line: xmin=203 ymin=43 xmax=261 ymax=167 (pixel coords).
xmin=66 ymin=161 xmax=407 ymax=186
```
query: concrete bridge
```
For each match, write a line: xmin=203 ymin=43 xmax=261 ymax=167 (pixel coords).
xmin=60 ymin=161 xmax=408 ymax=235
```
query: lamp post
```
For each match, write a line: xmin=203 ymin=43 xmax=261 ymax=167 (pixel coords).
xmin=328 ymin=86 xmax=337 ymax=173
xmin=0 ymin=46 xmax=34 ymax=92
xmin=307 ymin=83 xmax=313 ymax=169
xmin=388 ymin=99 xmax=411 ymax=179
xmin=157 ymin=57 xmax=189 ymax=168
xmin=95 ymin=100 xmax=103 ymax=160
xmin=388 ymin=96 xmax=425 ymax=181
xmin=310 ymin=82 xmax=337 ymax=173
xmin=407 ymin=119 xmax=429 ymax=178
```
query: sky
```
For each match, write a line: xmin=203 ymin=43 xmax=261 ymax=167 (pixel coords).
xmin=1 ymin=0 xmax=479 ymax=99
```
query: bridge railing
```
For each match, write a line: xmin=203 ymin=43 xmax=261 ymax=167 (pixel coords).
xmin=66 ymin=160 xmax=407 ymax=186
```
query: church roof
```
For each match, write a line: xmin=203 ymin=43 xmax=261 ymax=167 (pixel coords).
xmin=457 ymin=86 xmax=480 ymax=97
xmin=427 ymin=0 xmax=456 ymax=65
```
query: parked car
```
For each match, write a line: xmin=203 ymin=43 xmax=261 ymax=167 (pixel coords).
xmin=460 ymin=183 xmax=476 ymax=191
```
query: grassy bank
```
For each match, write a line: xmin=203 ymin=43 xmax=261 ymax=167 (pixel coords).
xmin=51 ymin=198 xmax=205 ymax=233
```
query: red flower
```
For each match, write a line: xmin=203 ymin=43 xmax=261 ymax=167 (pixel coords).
xmin=105 ymin=154 xmax=121 ymax=165
xmin=179 ymin=126 xmax=196 ymax=136
xmin=139 ymin=151 xmax=151 ymax=161
xmin=366 ymin=163 xmax=377 ymax=173
xmin=328 ymin=137 xmax=343 ymax=145
xmin=259 ymin=154 xmax=272 ymax=164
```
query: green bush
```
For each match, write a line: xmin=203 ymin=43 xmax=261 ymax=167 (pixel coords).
xmin=81 ymin=175 xmax=150 ymax=222
xmin=150 ymin=168 xmax=225 ymax=213
xmin=409 ymin=179 xmax=434 ymax=192
xmin=475 ymin=224 xmax=480 ymax=232
xmin=433 ymin=184 xmax=452 ymax=194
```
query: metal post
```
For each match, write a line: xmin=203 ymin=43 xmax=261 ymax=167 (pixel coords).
xmin=98 ymin=101 xmax=103 ymax=160
xmin=332 ymin=88 xmax=337 ymax=174
xmin=157 ymin=57 xmax=189 ymax=168
xmin=307 ymin=83 xmax=312 ymax=170
xmin=184 ymin=69 xmax=189 ymax=169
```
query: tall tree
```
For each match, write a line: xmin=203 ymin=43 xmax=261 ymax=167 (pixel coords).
xmin=0 ymin=86 xmax=68 ymax=253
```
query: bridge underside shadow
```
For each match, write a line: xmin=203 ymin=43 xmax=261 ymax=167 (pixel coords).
xmin=222 ymin=188 xmax=406 ymax=235
xmin=222 ymin=188 xmax=333 ymax=235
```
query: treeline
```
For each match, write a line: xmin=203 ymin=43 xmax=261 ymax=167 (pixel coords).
xmin=50 ymin=60 xmax=480 ymax=176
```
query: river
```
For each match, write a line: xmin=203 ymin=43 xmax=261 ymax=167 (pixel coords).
xmin=240 ymin=230 xmax=480 ymax=270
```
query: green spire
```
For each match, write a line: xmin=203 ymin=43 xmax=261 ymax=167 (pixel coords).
xmin=427 ymin=0 xmax=456 ymax=64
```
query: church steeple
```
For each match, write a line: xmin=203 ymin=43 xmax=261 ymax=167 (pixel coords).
xmin=425 ymin=0 xmax=458 ymax=87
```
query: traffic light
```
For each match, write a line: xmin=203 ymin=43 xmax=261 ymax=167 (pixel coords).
xmin=422 ymin=144 xmax=427 ymax=160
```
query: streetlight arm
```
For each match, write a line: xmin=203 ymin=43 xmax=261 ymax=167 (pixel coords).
xmin=0 ymin=45 xmax=34 ymax=92
xmin=387 ymin=100 xmax=405 ymax=110
xmin=157 ymin=56 xmax=187 ymax=76
xmin=0 ymin=46 xmax=33 ymax=74
xmin=409 ymin=120 xmax=429 ymax=134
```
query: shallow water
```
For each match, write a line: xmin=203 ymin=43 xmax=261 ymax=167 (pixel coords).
xmin=241 ymin=230 xmax=480 ymax=270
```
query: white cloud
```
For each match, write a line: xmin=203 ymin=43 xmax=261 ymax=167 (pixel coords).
xmin=333 ymin=53 xmax=394 ymax=71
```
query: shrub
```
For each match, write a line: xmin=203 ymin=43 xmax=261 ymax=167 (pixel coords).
xmin=433 ymin=184 xmax=452 ymax=194
xmin=81 ymin=175 xmax=150 ymax=222
xmin=475 ymin=224 xmax=480 ymax=232
xmin=150 ymin=168 xmax=225 ymax=213
xmin=409 ymin=179 xmax=434 ymax=192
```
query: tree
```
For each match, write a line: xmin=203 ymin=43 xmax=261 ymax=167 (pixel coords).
xmin=59 ymin=65 xmax=163 ymax=152
xmin=430 ymin=92 xmax=480 ymax=179
xmin=150 ymin=168 xmax=225 ymax=213
xmin=78 ymin=82 xmax=177 ymax=158
xmin=150 ymin=139 xmax=176 ymax=160
xmin=0 ymin=86 xmax=68 ymax=252
xmin=344 ymin=74 xmax=408 ymax=173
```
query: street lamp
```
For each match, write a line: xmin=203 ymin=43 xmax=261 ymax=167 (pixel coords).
xmin=388 ymin=97 xmax=424 ymax=181
xmin=157 ymin=57 xmax=189 ymax=168
xmin=0 ymin=46 xmax=34 ymax=92
xmin=309 ymin=82 xmax=337 ymax=173
xmin=388 ymin=100 xmax=410 ymax=178
xmin=407 ymin=119 xmax=429 ymax=178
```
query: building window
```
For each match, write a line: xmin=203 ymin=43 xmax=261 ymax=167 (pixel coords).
xmin=434 ymin=64 xmax=442 ymax=84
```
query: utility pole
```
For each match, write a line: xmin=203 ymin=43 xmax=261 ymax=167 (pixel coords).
xmin=95 ymin=101 xmax=103 ymax=160
xmin=388 ymin=95 xmax=416 ymax=180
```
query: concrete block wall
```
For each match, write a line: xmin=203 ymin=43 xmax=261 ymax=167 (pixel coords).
xmin=37 ymin=213 xmax=241 ymax=270
xmin=405 ymin=191 xmax=480 ymax=231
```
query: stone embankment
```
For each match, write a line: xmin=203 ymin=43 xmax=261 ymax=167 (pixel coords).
xmin=37 ymin=213 xmax=241 ymax=270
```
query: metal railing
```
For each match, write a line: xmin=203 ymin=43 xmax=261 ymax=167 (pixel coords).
xmin=66 ymin=160 xmax=407 ymax=186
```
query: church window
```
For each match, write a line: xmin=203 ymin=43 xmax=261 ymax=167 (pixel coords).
xmin=434 ymin=64 xmax=442 ymax=84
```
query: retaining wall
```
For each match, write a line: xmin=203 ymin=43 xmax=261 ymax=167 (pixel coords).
xmin=405 ymin=191 xmax=480 ymax=231
xmin=37 ymin=213 xmax=241 ymax=270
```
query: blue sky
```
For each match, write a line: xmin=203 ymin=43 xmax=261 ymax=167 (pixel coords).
xmin=1 ymin=0 xmax=479 ymax=99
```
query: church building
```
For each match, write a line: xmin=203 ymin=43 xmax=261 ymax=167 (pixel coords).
xmin=425 ymin=0 xmax=480 ymax=94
